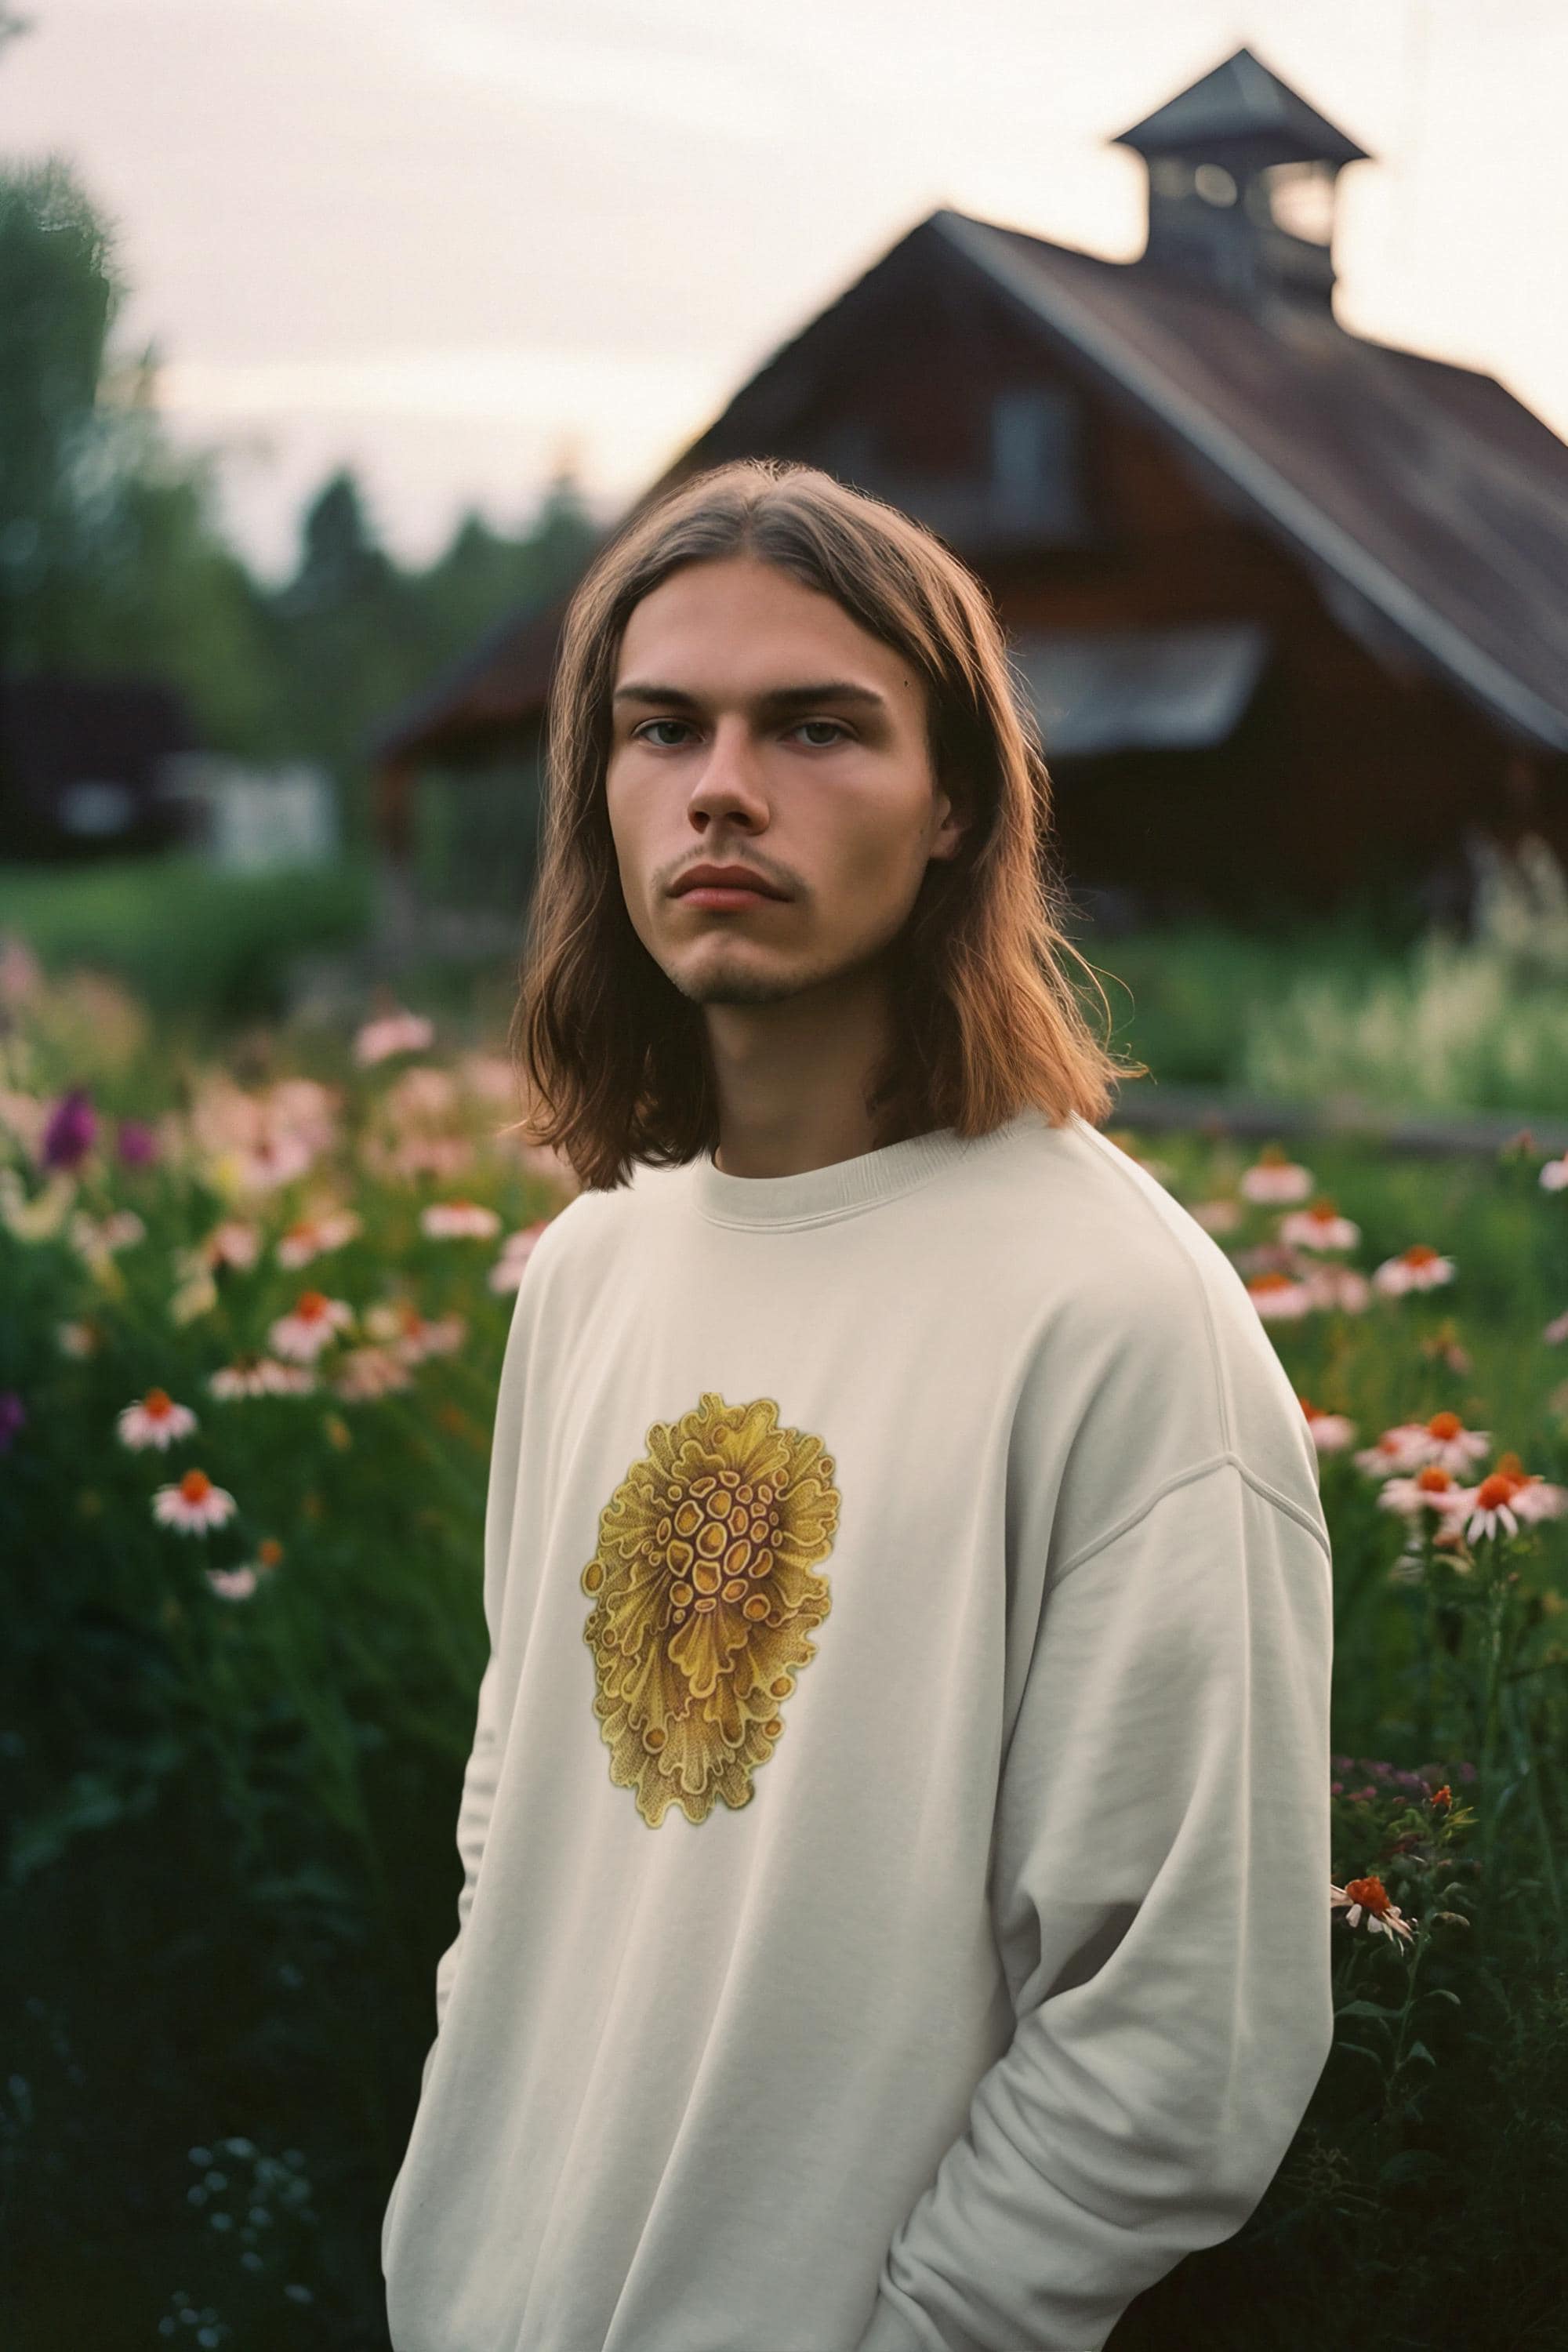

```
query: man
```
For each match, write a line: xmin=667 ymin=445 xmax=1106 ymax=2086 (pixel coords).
xmin=380 ymin=458 xmax=1334 ymax=2352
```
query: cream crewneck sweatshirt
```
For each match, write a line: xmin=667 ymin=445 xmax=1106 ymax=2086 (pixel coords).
xmin=380 ymin=1104 xmax=1334 ymax=2352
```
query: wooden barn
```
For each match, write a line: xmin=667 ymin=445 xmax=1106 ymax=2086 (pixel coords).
xmin=369 ymin=43 xmax=1568 ymax=935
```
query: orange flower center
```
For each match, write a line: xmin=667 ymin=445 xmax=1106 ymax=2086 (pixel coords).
xmin=257 ymin=1537 xmax=284 ymax=1566
xmin=179 ymin=1470 xmax=212 ymax=1502
xmin=1474 ymin=1472 xmax=1517 ymax=1509
xmin=1415 ymin=1465 xmax=1454 ymax=1491
xmin=1429 ymin=1784 xmax=1452 ymax=1809
xmin=1308 ymin=1198 xmax=1338 ymax=1220
xmin=1403 ymin=1245 xmax=1441 ymax=1268
xmin=1345 ymin=1875 xmax=1391 ymax=1915
xmin=296 ymin=1290 xmax=328 ymax=1319
xmin=1259 ymin=1145 xmax=1288 ymax=1165
xmin=145 ymin=1388 xmax=172 ymax=1416
xmin=1494 ymin=1450 xmax=1526 ymax=1482
xmin=1426 ymin=1411 xmax=1462 ymax=1439
xmin=1298 ymin=1396 xmax=1316 ymax=1417
xmin=1250 ymin=1272 xmax=1295 ymax=1293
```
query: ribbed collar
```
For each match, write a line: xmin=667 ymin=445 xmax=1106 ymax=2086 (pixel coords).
xmin=684 ymin=1109 xmax=1037 ymax=1230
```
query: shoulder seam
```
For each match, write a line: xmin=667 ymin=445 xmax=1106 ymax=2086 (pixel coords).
xmin=1052 ymin=1450 xmax=1332 ymax=1585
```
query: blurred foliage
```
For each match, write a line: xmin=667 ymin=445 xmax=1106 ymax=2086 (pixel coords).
xmin=0 ymin=853 xmax=375 ymax=1026
xmin=0 ymin=134 xmax=600 ymax=862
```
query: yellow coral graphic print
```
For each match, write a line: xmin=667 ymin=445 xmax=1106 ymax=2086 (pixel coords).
xmin=580 ymin=1392 xmax=840 ymax=1828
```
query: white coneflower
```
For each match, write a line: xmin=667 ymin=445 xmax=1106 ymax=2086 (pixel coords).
xmin=1278 ymin=1196 xmax=1360 ymax=1251
xmin=117 ymin=1387 xmax=198 ymax=1450
xmin=1446 ymin=1470 xmax=1525 ymax=1544
xmin=209 ymin=1353 xmax=318 ymax=1399
xmin=1371 ymin=1244 xmax=1456 ymax=1296
xmin=269 ymin=1290 xmax=354 ymax=1361
xmin=57 ymin=1318 xmax=103 ymax=1357
xmin=1330 ymin=1876 xmax=1415 ymax=1944
xmin=152 ymin=1467 xmax=238 ymax=1534
xmin=354 ymin=1008 xmax=435 ymax=1066
xmin=1245 ymin=1269 xmax=1316 ymax=1320
xmin=1299 ymin=1398 xmax=1357 ymax=1453
xmin=1488 ymin=1451 xmax=1568 ymax=1524
xmin=276 ymin=1208 xmax=363 ymax=1269
xmin=234 ymin=1130 xmax=316 ymax=1192
xmin=1402 ymin=1410 xmax=1491 ymax=1475
xmin=1544 ymin=1308 xmax=1568 ymax=1345
xmin=187 ymin=1220 xmax=263 ymax=1273
xmin=420 ymin=1198 xmax=500 ymax=1240
xmin=331 ymin=1344 xmax=416 ymax=1401
xmin=1240 ymin=1145 xmax=1313 ymax=1205
xmin=207 ymin=1537 xmax=284 ymax=1597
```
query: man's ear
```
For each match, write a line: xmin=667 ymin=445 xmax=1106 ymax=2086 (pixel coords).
xmin=930 ymin=778 xmax=971 ymax=864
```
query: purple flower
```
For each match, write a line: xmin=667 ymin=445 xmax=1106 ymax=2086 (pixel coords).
xmin=0 ymin=1391 xmax=26 ymax=1455
xmin=115 ymin=1116 xmax=159 ymax=1167
xmin=41 ymin=1087 xmax=97 ymax=1172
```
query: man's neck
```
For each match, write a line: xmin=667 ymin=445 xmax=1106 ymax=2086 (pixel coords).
xmin=706 ymin=967 xmax=909 ymax=1180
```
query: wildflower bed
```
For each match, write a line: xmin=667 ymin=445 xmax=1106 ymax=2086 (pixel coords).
xmin=2 ymin=943 xmax=1566 ymax=2351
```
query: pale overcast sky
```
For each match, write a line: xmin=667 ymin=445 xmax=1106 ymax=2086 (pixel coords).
xmin=5 ymin=0 xmax=1564 ymax=580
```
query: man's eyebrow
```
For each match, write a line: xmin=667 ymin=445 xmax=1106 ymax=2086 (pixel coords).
xmin=611 ymin=679 xmax=889 ymax=714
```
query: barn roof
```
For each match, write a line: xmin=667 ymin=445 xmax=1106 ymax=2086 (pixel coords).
xmin=374 ymin=202 xmax=1568 ymax=768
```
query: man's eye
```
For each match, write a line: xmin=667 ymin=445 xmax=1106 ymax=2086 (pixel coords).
xmin=636 ymin=720 xmax=694 ymax=747
xmin=793 ymin=720 xmax=848 ymax=747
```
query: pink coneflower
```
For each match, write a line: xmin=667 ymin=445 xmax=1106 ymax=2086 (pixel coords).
xmin=420 ymin=1198 xmax=500 ymax=1240
xmin=355 ymin=1008 xmax=435 ymax=1066
xmin=331 ymin=1343 xmax=416 ymax=1401
xmin=1353 ymin=1422 xmax=1434 ymax=1479
xmin=115 ymin=1116 xmax=159 ymax=1167
xmin=40 ymin=1087 xmax=97 ymax=1172
xmin=1377 ymin=1461 xmax=1470 ymax=1523
xmin=276 ymin=1208 xmax=363 ymax=1269
xmin=1300 ymin=1397 xmax=1357 ymax=1452
xmin=205 ymin=1535 xmax=283 ymax=1600
xmin=69 ymin=1207 xmax=147 ymax=1262
xmin=209 ymin=1353 xmax=318 ymax=1399
xmin=269 ymin=1290 xmax=354 ymax=1361
xmin=117 ymin=1387 xmax=198 ymax=1450
xmin=1279 ymin=1196 xmax=1360 ymax=1251
xmin=363 ymin=1300 xmax=466 ymax=1361
xmin=488 ymin=1219 xmax=552 ymax=1294
xmin=1544 ymin=1308 xmax=1568 ymax=1345
xmin=1240 ymin=1145 xmax=1313 ymax=1205
xmin=152 ymin=1467 xmax=238 ymax=1534
xmin=1330 ymin=1875 xmax=1415 ymax=1944
xmin=1371 ymin=1243 xmax=1456 ymax=1296
xmin=1187 ymin=1197 xmax=1241 ymax=1234
xmin=1298 ymin=1263 xmax=1371 ymax=1314
xmin=1403 ymin=1410 xmax=1491 ymax=1475
xmin=0 ymin=1389 xmax=26 ymax=1454
xmin=1245 ymin=1269 xmax=1316 ymax=1320
xmin=187 ymin=1220 xmax=263 ymax=1275
xmin=1539 ymin=1153 xmax=1568 ymax=1192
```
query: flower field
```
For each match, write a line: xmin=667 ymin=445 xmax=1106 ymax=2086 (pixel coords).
xmin=2 ymin=936 xmax=1566 ymax=2351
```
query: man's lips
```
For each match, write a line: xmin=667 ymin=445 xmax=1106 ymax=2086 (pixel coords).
xmin=669 ymin=868 xmax=789 ymax=907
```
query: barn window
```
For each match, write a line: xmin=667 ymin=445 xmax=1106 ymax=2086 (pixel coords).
xmin=989 ymin=387 xmax=1089 ymax=539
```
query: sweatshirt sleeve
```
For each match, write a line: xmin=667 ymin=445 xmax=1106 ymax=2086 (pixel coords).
xmin=853 ymin=1459 xmax=1335 ymax=2352
xmin=432 ymin=1646 xmax=505 ymax=2034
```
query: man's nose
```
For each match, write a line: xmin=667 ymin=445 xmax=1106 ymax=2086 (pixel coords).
xmin=687 ymin=719 xmax=768 ymax=820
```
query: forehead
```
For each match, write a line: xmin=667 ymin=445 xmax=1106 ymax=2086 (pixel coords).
xmin=614 ymin=557 xmax=920 ymax=707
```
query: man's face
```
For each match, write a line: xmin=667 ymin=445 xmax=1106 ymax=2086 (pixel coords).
xmin=604 ymin=555 xmax=964 ymax=1007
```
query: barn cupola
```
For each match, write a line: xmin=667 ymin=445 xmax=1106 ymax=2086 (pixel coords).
xmin=1112 ymin=45 xmax=1372 ymax=315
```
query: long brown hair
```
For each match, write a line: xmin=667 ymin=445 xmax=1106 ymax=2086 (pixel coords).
xmin=508 ymin=456 xmax=1146 ymax=1189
